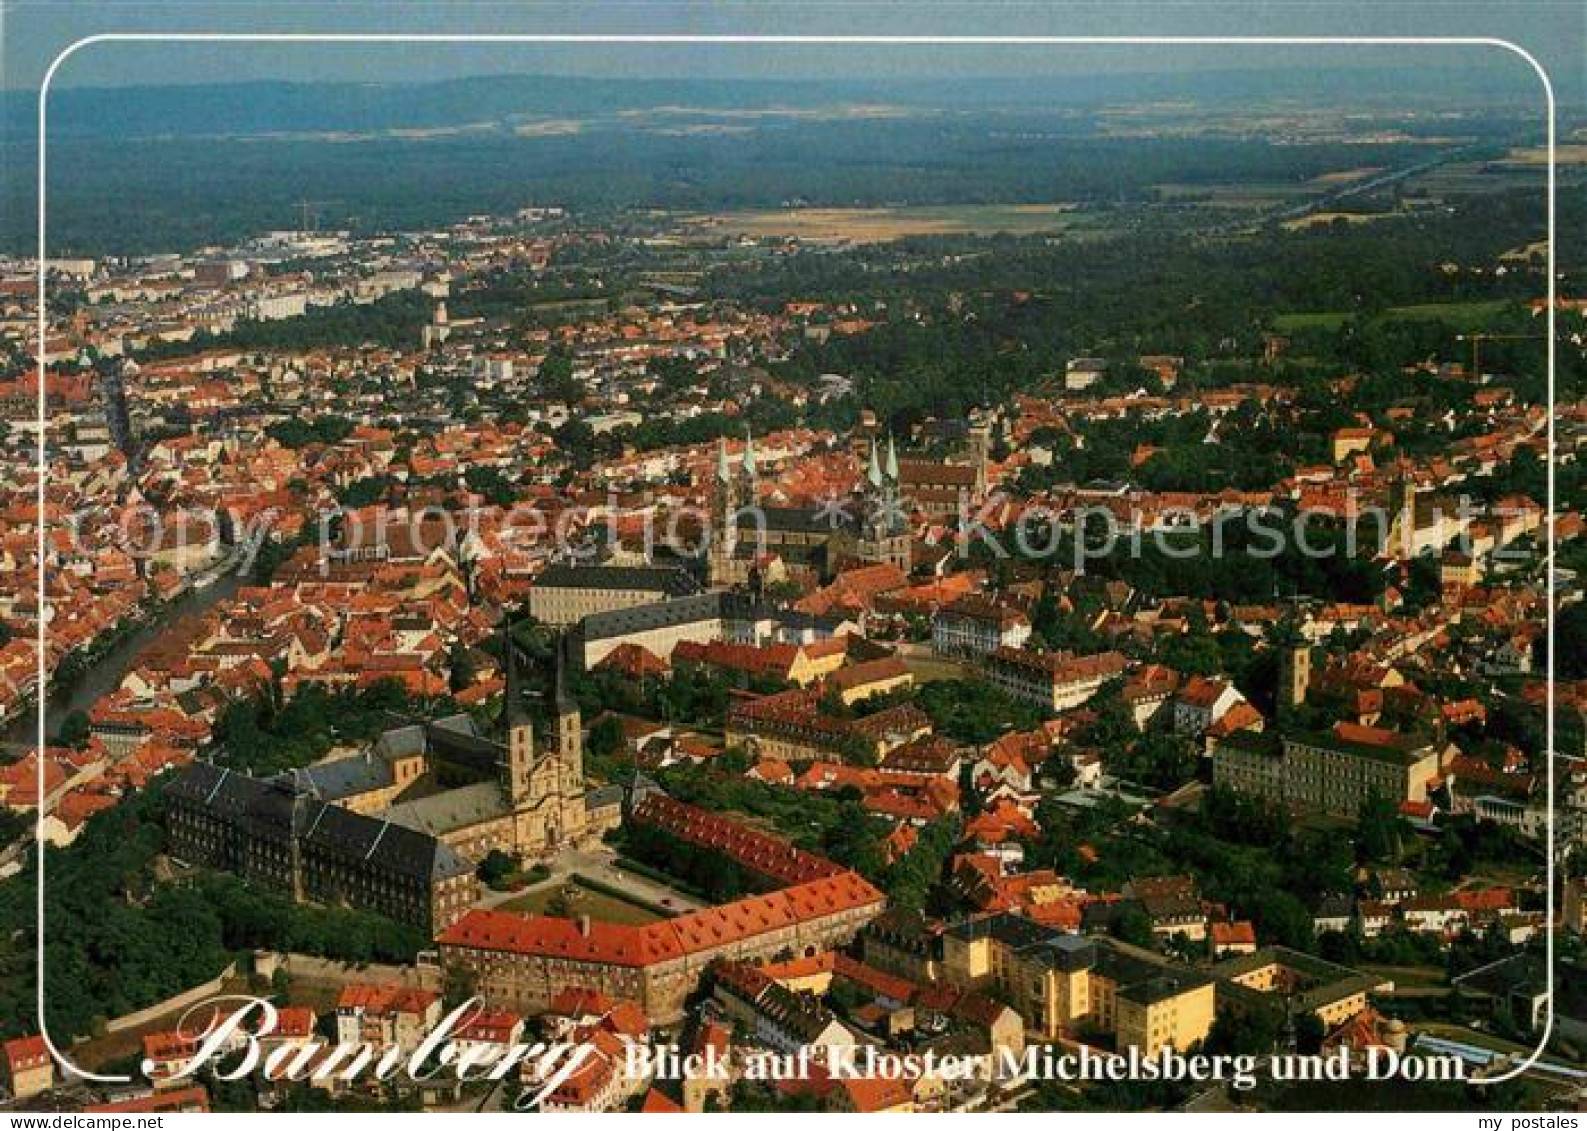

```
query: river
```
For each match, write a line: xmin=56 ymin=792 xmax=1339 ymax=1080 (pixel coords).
xmin=3 ymin=562 xmax=245 ymax=749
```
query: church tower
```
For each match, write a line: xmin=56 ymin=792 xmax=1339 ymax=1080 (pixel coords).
xmin=708 ymin=437 xmax=739 ymax=586
xmin=502 ymin=624 xmax=535 ymax=808
xmin=967 ymin=418 xmax=992 ymax=498
xmin=857 ymin=435 xmax=911 ymax=573
xmin=553 ymin=633 xmax=583 ymax=795
xmin=422 ymin=299 xmax=451 ymax=350
xmin=739 ymin=428 xmax=758 ymax=559
xmin=1275 ymin=615 xmax=1311 ymax=715
xmin=1388 ymin=465 xmax=1418 ymax=559
xmin=708 ymin=431 xmax=758 ymax=587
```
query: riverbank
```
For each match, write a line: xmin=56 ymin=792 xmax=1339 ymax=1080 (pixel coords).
xmin=2 ymin=555 xmax=245 ymax=750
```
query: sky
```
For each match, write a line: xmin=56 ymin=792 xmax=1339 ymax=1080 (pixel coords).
xmin=0 ymin=1 xmax=1580 ymax=103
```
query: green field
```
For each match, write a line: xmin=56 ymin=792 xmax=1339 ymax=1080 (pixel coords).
xmin=1272 ymin=311 xmax=1354 ymax=331
xmin=498 ymin=875 xmax=663 ymax=925
xmin=1273 ymin=299 xmax=1513 ymax=333
xmin=682 ymin=203 xmax=1080 ymax=243
xmin=903 ymin=654 xmax=973 ymax=683
xmin=1153 ymin=182 xmax=1315 ymax=209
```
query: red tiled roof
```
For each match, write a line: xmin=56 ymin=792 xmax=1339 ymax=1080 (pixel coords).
xmin=548 ymin=988 xmax=616 ymax=1018
xmin=604 ymin=1001 xmax=649 ymax=1039
xmin=839 ymin=1074 xmax=914 ymax=1112
xmin=594 ymin=642 xmax=670 ymax=678
xmin=673 ymin=639 xmax=802 ymax=680
xmin=749 ymin=758 xmax=794 ymax=784
xmin=1211 ymin=920 xmax=1257 ymax=947
xmin=1332 ymin=721 xmax=1417 ymax=750
xmin=1454 ymin=888 xmax=1514 ymax=912
xmin=335 ymin=984 xmax=439 ymax=1016
xmin=633 ymin=794 xmax=843 ymax=886
xmin=142 ymin=1030 xmax=197 ymax=1064
xmin=439 ymin=871 xmax=883 ymax=966
xmin=86 ymin=1086 xmax=210 ymax=1114
xmin=640 ymin=1088 xmax=684 ymax=1113
xmin=4 ymin=1035 xmax=49 ymax=1074
xmin=258 ymin=1007 xmax=316 ymax=1040
xmin=827 ymin=656 xmax=909 ymax=692
xmin=440 ymin=912 xmax=684 ymax=967
xmin=456 ymin=1009 xmax=522 ymax=1045
xmin=1177 ymin=674 xmax=1230 ymax=709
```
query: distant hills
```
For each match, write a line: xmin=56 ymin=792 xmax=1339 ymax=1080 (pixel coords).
xmin=2 ymin=65 xmax=1546 ymax=142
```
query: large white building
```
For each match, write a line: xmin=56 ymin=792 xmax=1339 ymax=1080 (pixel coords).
xmin=983 ymin=648 xmax=1127 ymax=713
xmin=932 ymin=596 xmax=1031 ymax=657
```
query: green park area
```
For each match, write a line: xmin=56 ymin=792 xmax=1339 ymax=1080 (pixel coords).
xmin=498 ymin=875 xmax=666 ymax=925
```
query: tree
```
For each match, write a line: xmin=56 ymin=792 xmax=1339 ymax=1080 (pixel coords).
xmin=447 ymin=643 xmax=476 ymax=694
xmin=1205 ymin=1006 xmax=1282 ymax=1055
xmin=1032 ymin=587 xmax=1064 ymax=649
xmin=820 ymin=801 xmax=886 ymax=877
xmin=463 ymin=465 xmax=519 ymax=508
xmin=544 ymin=886 xmax=578 ymax=918
xmin=1113 ymin=905 xmax=1156 ymax=949
xmin=267 ymin=414 xmax=354 ymax=450
xmin=732 ymin=1080 xmax=824 ymax=1112
xmin=1356 ymin=794 xmax=1407 ymax=864
xmin=442 ymin=963 xmax=477 ymax=1007
xmin=1554 ymin=602 xmax=1587 ymax=679
xmin=915 ymin=679 xmax=1043 ymax=744
xmin=477 ymin=850 xmax=517 ymax=887
xmin=56 ymin=709 xmax=91 ymax=749
xmin=1295 ymin=1012 xmax=1326 ymax=1055
xmin=881 ymin=816 xmax=959 ymax=913
xmin=1250 ymin=890 xmax=1316 ymax=952
xmin=587 ymin=715 xmax=626 ymax=761
xmin=537 ymin=347 xmax=582 ymax=403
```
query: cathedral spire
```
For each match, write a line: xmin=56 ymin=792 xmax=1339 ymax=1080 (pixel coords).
xmin=716 ymin=436 xmax=731 ymax=483
xmin=885 ymin=434 xmax=899 ymax=482
xmin=866 ymin=437 xmax=883 ymax=490
xmin=503 ymin=616 xmax=531 ymax=732
xmin=554 ymin=631 xmax=577 ymax=716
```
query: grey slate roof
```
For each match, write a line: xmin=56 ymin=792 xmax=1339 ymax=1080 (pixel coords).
xmin=423 ymin=715 xmax=504 ymax=774
xmin=943 ymin=911 xmax=1057 ymax=950
xmin=579 ymin=592 xmax=724 ymax=643
xmin=938 ymin=912 xmax=1210 ymax=998
xmin=1019 ymin=933 xmax=1098 ymax=972
xmin=433 ymin=712 xmax=482 ymax=737
xmin=739 ymin=505 xmax=858 ymax=536
xmin=380 ymin=780 xmax=511 ymax=838
xmin=375 ymin=724 xmax=428 ymax=760
xmin=278 ymin=753 xmax=394 ymax=802
xmin=719 ymin=593 xmax=849 ymax=636
xmin=535 ymin=563 xmax=701 ymax=597
xmin=165 ymin=761 xmax=470 ymax=882
xmin=1115 ymin=970 xmax=1213 ymax=1007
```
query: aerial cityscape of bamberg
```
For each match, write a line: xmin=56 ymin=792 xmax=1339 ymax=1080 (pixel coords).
xmin=0 ymin=31 xmax=1585 ymax=1117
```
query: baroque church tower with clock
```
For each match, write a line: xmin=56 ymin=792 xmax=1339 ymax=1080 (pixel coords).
xmin=500 ymin=631 xmax=589 ymax=854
